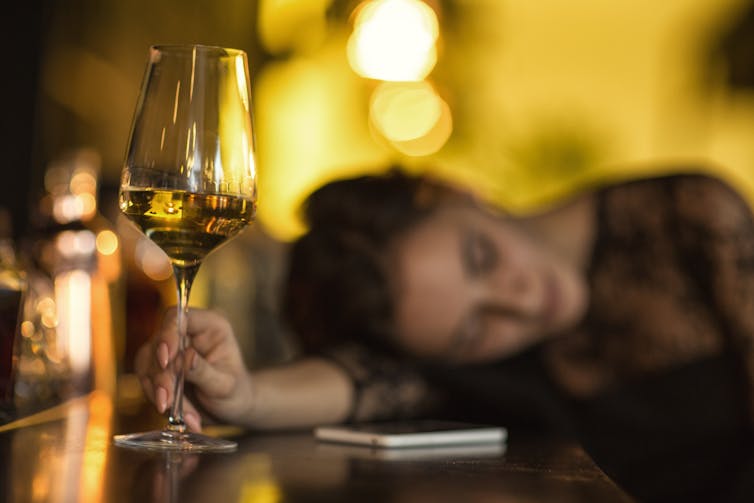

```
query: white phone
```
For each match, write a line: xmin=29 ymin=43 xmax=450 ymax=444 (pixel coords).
xmin=314 ymin=420 xmax=507 ymax=448
xmin=315 ymin=440 xmax=507 ymax=461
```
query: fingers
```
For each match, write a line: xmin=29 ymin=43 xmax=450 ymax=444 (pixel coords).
xmin=184 ymin=308 xmax=231 ymax=335
xmin=184 ymin=347 xmax=235 ymax=398
xmin=185 ymin=310 xmax=237 ymax=355
xmin=156 ymin=342 xmax=169 ymax=369
xmin=137 ymin=371 xmax=203 ymax=432
xmin=135 ymin=336 xmax=179 ymax=414
xmin=134 ymin=307 xmax=236 ymax=423
xmin=134 ymin=308 xmax=198 ymax=413
xmin=158 ymin=308 xmax=237 ymax=362
xmin=139 ymin=372 xmax=174 ymax=414
xmin=161 ymin=308 xmax=235 ymax=358
xmin=182 ymin=399 xmax=203 ymax=432
xmin=157 ymin=308 xmax=180 ymax=361
xmin=134 ymin=341 xmax=164 ymax=411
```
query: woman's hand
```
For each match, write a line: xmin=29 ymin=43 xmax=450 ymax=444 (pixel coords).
xmin=134 ymin=308 xmax=255 ymax=432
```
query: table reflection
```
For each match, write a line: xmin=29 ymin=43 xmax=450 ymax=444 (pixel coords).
xmin=130 ymin=453 xmax=199 ymax=503
xmin=0 ymin=393 xmax=634 ymax=503
xmin=4 ymin=392 xmax=111 ymax=502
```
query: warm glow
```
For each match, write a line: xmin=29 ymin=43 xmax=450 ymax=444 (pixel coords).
xmin=236 ymin=55 xmax=251 ymax=113
xmin=254 ymin=49 xmax=389 ymax=239
xmin=97 ymin=230 xmax=122 ymax=283
xmin=53 ymin=194 xmax=84 ymax=224
xmin=70 ymin=170 xmax=97 ymax=195
xmin=56 ymin=230 xmax=96 ymax=259
xmin=236 ymin=454 xmax=282 ymax=503
xmin=51 ymin=192 xmax=97 ymax=223
xmin=37 ymin=297 xmax=58 ymax=329
xmin=80 ymin=391 xmax=112 ymax=502
xmin=91 ymin=274 xmax=116 ymax=396
xmin=78 ymin=193 xmax=97 ymax=220
xmin=371 ymin=81 xmax=441 ymax=141
xmin=95 ymin=230 xmax=119 ymax=256
xmin=432 ymin=0 xmax=754 ymax=211
xmin=218 ymin=53 xmax=256 ymax=195
xmin=60 ymin=408 xmax=86 ymax=503
xmin=347 ymin=0 xmax=439 ymax=81
xmin=136 ymin=237 xmax=172 ymax=281
xmin=370 ymin=81 xmax=452 ymax=156
xmin=248 ymin=146 xmax=257 ymax=191
xmin=238 ymin=482 xmax=283 ymax=503
xmin=46 ymin=150 xmax=100 ymax=223
xmin=257 ymin=0 xmax=331 ymax=54
xmin=55 ymin=270 xmax=92 ymax=377
xmin=20 ymin=320 xmax=35 ymax=338
xmin=31 ymin=468 xmax=50 ymax=501
xmin=255 ymin=0 xmax=754 ymax=240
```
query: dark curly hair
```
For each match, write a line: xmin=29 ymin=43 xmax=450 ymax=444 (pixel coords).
xmin=282 ymin=168 xmax=470 ymax=353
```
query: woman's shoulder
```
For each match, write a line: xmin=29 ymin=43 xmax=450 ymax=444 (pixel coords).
xmin=599 ymin=171 xmax=745 ymax=205
xmin=597 ymin=171 xmax=752 ymax=230
xmin=599 ymin=171 xmax=734 ymax=198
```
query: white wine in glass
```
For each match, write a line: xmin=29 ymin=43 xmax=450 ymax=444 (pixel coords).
xmin=115 ymin=45 xmax=257 ymax=452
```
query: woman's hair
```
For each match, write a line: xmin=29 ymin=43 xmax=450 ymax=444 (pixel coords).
xmin=282 ymin=168 xmax=469 ymax=353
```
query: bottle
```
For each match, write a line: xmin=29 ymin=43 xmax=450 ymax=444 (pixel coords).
xmin=24 ymin=148 xmax=123 ymax=402
xmin=0 ymin=209 xmax=25 ymax=420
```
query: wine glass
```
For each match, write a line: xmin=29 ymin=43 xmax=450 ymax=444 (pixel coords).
xmin=114 ymin=45 xmax=257 ymax=452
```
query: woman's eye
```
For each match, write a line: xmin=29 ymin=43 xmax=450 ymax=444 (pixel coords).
xmin=465 ymin=231 xmax=498 ymax=275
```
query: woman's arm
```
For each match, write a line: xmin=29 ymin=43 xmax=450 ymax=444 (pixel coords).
xmin=242 ymin=357 xmax=354 ymax=429
xmin=135 ymin=308 xmax=354 ymax=431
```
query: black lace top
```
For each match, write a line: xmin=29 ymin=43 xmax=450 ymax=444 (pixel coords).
xmin=322 ymin=173 xmax=754 ymax=502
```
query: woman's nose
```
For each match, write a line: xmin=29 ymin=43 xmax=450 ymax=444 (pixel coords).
xmin=483 ymin=268 xmax=543 ymax=318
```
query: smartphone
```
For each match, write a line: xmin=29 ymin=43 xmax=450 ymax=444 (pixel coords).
xmin=315 ymin=441 xmax=507 ymax=461
xmin=314 ymin=420 xmax=507 ymax=448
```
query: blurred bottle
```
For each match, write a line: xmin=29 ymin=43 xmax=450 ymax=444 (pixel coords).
xmin=17 ymin=149 xmax=124 ymax=407
xmin=0 ymin=209 xmax=26 ymax=421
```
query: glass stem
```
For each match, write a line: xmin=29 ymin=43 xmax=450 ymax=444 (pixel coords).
xmin=167 ymin=263 xmax=200 ymax=434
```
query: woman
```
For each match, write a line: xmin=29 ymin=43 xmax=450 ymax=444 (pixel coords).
xmin=137 ymin=168 xmax=754 ymax=502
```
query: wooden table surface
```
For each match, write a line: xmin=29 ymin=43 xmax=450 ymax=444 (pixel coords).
xmin=0 ymin=391 xmax=635 ymax=502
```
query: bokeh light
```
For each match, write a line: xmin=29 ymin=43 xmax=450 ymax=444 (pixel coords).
xmin=370 ymin=81 xmax=453 ymax=156
xmin=55 ymin=230 xmax=97 ymax=258
xmin=347 ymin=0 xmax=439 ymax=82
xmin=255 ymin=45 xmax=388 ymax=239
xmin=95 ymin=230 xmax=119 ymax=256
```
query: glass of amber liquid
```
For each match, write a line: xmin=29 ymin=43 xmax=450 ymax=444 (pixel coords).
xmin=115 ymin=45 xmax=257 ymax=452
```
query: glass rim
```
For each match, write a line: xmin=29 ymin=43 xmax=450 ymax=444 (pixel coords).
xmin=149 ymin=44 xmax=246 ymax=57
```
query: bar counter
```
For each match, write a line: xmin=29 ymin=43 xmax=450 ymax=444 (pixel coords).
xmin=0 ymin=391 xmax=635 ymax=502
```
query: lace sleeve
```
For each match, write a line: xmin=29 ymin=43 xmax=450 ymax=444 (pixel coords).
xmin=672 ymin=175 xmax=754 ymax=422
xmin=321 ymin=343 xmax=439 ymax=422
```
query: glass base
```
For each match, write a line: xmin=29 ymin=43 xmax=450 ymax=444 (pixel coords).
xmin=113 ymin=429 xmax=238 ymax=453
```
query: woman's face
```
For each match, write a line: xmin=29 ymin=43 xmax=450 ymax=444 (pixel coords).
xmin=389 ymin=204 xmax=589 ymax=364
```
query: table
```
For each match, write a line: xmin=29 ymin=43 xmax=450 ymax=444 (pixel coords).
xmin=0 ymin=391 xmax=635 ymax=502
